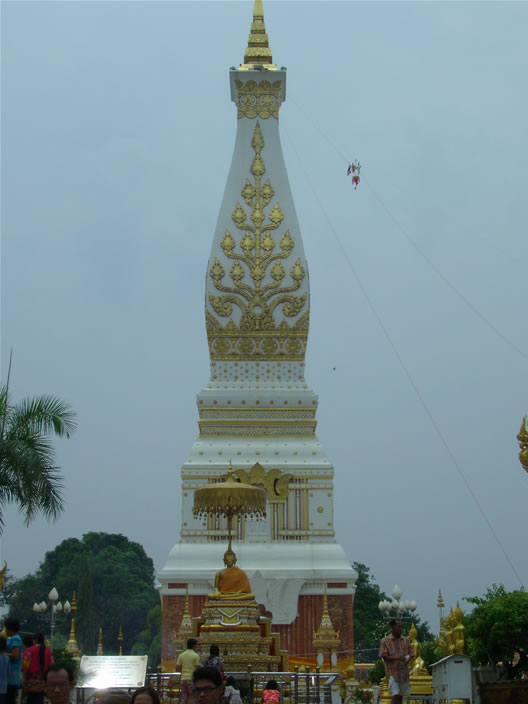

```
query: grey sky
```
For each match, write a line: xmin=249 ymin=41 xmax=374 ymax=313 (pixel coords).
xmin=2 ymin=1 xmax=527 ymax=634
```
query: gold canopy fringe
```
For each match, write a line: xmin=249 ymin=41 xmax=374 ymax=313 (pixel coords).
xmin=193 ymin=466 xmax=267 ymax=519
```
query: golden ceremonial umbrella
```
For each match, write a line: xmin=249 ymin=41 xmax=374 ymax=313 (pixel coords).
xmin=193 ymin=464 xmax=266 ymax=552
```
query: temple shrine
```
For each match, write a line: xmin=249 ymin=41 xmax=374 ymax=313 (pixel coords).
xmin=158 ymin=0 xmax=357 ymax=665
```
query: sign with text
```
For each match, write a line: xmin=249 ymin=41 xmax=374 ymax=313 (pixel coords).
xmin=77 ymin=656 xmax=148 ymax=689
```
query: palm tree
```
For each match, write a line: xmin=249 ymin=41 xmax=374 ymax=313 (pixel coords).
xmin=0 ymin=381 xmax=77 ymax=531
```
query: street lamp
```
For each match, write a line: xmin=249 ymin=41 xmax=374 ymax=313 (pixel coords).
xmin=32 ymin=587 xmax=72 ymax=652
xmin=378 ymin=584 xmax=417 ymax=621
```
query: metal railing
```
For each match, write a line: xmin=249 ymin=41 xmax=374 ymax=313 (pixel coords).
xmin=75 ymin=669 xmax=340 ymax=704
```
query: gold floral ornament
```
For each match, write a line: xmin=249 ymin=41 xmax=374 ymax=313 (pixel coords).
xmin=207 ymin=122 xmax=309 ymax=361
xmin=193 ymin=464 xmax=267 ymax=554
xmin=518 ymin=416 xmax=528 ymax=473
xmin=235 ymin=80 xmax=283 ymax=120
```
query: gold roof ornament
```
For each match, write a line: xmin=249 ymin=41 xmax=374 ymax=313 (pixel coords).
xmin=193 ymin=463 xmax=266 ymax=554
xmin=312 ymin=585 xmax=341 ymax=649
xmin=517 ymin=416 xmax=528 ymax=473
xmin=240 ymin=0 xmax=277 ymax=70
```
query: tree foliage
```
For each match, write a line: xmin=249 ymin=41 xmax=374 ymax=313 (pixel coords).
xmin=464 ymin=584 xmax=528 ymax=679
xmin=352 ymin=562 xmax=434 ymax=663
xmin=6 ymin=532 xmax=159 ymax=656
xmin=0 ymin=382 xmax=76 ymax=531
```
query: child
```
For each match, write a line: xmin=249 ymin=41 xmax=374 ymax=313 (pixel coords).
xmin=261 ymin=680 xmax=280 ymax=704
xmin=223 ymin=677 xmax=242 ymax=704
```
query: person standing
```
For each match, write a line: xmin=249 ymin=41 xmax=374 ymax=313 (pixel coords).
xmin=176 ymin=638 xmax=200 ymax=704
xmin=4 ymin=619 xmax=22 ymax=704
xmin=22 ymin=634 xmax=54 ymax=704
xmin=379 ymin=619 xmax=413 ymax=704
xmin=202 ymin=646 xmax=224 ymax=681
xmin=0 ymin=636 xmax=10 ymax=704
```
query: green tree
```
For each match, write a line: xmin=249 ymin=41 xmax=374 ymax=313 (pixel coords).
xmin=76 ymin=553 xmax=96 ymax=653
xmin=0 ymin=381 xmax=76 ymax=530
xmin=352 ymin=562 xmax=434 ymax=662
xmin=131 ymin=604 xmax=162 ymax=667
xmin=464 ymin=584 xmax=528 ymax=679
xmin=353 ymin=562 xmax=389 ymax=662
xmin=6 ymin=532 xmax=158 ymax=654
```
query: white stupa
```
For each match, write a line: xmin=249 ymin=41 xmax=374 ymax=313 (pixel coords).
xmin=158 ymin=0 xmax=357 ymax=660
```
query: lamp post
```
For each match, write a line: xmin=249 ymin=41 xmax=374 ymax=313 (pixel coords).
xmin=378 ymin=584 xmax=417 ymax=622
xmin=32 ymin=587 xmax=71 ymax=652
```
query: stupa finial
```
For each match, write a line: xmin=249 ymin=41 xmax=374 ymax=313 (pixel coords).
xmin=241 ymin=0 xmax=277 ymax=70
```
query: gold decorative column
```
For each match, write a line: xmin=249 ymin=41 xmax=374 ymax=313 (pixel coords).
xmin=118 ymin=626 xmax=124 ymax=656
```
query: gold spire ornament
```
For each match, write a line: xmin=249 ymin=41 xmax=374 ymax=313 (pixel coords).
xmin=193 ymin=464 xmax=266 ymax=556
xmin=517 ymin=416 xmax=528 ymax=473
xmin=240 ymin=0 xmax=277 ymax=70
xmin=177 ymin=586 xmax=193 ymax=642
xmin=96 ymin=628 xmax=103 ymax=656
xmin=118 ymin=626 xmax=124 ymax=656
xmin=65 ymin=592 xmax=79 ymax=654
xmin=312 ymin=585 xmax=340 ymax=671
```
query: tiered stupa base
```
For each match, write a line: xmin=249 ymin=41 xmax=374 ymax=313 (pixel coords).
xmin=196 ymin=598 xmax=287 ymax=672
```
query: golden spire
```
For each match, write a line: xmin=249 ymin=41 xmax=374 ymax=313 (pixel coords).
xmin=241 ymin=0 xmax=277 ymax=70
xmin=65 ymin=592 xmax=79 ymax=654
xmin=96 ymin=628 xmax=104 ymax=656
xmin=517 ymin=416 xmax=528 ymax=473
xmin=118 ymin=626 xmax=124 ymax=656
xmin=437 ymin=589 xmax=444 ymax=609
xmin=177 ymin=585 xmax=194 ymax=642
xmin=312 ymin=585 xmax=341 ymax=649
xmin=66 ymin=619 xmax=79 ymax=654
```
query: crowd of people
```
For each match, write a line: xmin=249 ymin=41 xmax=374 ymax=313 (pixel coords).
xmin=1 ymin=615 xmax=414 ymax=704
xmin=0 ymin=625 xmax=278 ymax=704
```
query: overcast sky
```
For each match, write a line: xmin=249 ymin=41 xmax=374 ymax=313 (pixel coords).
xmin=2 ymin=0 xmax=527 ymax=635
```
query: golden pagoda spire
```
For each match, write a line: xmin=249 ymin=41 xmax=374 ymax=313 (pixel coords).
xmin=241 ymin=0 xmax=277 ymax=70
xmin=118 ymin=625 xmax=124 ymax=656
xmin=96 ymin=628 xmax=104 ymax=656
xmin=65 ymin=592 xmax=79 ymax=654
xmin=312 ymin=585 xmax=340 ymax=658
xmin=177 ymin=585 xmax=193 ymax=642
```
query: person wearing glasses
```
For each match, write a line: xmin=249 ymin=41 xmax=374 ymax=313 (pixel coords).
xmin=44 ymin=664 xmax=75 ymax=704
xmin=192 ymin=667 xmax=224 ymax=704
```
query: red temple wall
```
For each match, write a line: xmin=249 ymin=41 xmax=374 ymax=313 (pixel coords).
xmin=162 ymin=592 xmax=354 ymax=664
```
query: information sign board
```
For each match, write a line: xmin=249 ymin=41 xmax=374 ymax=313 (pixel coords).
xmin=77 ymin=656 xmax=148 ymax=689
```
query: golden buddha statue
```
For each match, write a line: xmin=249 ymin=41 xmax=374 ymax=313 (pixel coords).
xmin=453 ymin=602 xmax=466 ymax=654
xmin=408 ymin=623 xmax=426 ymax=676
xmin=209 ymin=548 xmax=254 ymax=600
xmin=408 ymin=622 xmax=433 ymax=700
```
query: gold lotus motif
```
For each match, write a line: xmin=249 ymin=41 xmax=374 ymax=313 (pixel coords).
xmin=206 ymin=122 xmax=309 ymax=361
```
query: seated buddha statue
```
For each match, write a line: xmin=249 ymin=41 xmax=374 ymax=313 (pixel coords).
xmin=209 ymin=548 xmax=254 ymax=600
